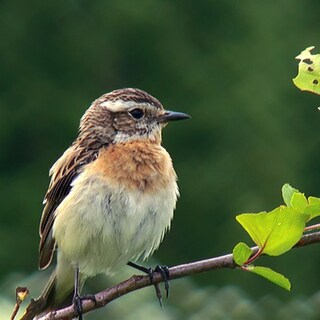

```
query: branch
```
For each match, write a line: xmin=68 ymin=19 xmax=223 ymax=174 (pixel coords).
xmin=22 ymin=230 xmax=320 ymax=320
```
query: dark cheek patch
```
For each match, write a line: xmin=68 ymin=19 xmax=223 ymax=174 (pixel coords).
xmin=114 ymin=113 xmax=137 ymax=133
xmin=114 ymin=112 xmax=151 ymax=135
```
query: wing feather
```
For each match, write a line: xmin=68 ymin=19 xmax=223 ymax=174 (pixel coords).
xmin=38 ymin=143 xmax=99 ymax=269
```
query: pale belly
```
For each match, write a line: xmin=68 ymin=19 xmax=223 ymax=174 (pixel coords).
xmin=53 ymin=174 xmax=178 ymax=277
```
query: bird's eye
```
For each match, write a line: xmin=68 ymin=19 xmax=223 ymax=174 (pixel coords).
xmin=129 ymin=108 xmax=144 ymax=120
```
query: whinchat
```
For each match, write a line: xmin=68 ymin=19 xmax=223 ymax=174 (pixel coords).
xmin=37 ymin=88 xmax=190 ymax=313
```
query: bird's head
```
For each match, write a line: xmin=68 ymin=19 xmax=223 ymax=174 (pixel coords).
xmin=79 ymin=88 xmax=190 ymax=145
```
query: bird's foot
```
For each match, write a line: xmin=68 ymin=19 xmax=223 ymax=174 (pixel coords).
xmin=73 ymin=293 xmax=97 ymax=319
xmin=127 ymin=261 xmax=170 ymax=308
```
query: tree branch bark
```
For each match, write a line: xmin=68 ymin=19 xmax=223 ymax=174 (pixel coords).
xmin=21 ymin=230 xmax=320 ymax=320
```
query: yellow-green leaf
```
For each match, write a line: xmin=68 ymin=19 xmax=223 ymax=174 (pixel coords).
xmin=290 ymin=192 xmax=308 ymax=213
xmin=246 ymin=265 xmax=291 ymax=291
xmin=306 ymin=197 xmax=320 ymax=220
xmin=293 ymin=46 xmax=320 ymax=95
xmin=236 ymin=206 xmax=308 ymax=256
xmin=233 ymin=242 xmax=252 ymax=266
xmin=282 ymin=184 xmax=299 ymax=207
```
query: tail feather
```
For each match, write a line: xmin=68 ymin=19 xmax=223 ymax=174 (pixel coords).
xmin=37 ymin=257 xmax=80 ymax=316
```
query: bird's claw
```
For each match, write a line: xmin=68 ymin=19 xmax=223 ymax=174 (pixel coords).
xmin=73 ymin=294 xmax=97 ymax=319
xmin=127 ymin=261 xmax=170 ymax=307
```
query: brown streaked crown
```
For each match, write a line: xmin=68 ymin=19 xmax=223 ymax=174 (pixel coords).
xmin=97 ymin=88 xmax=163 ymax=110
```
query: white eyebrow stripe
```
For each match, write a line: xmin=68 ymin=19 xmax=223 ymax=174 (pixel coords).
xmin=100 ymin=100 xmax=156 ymax=113
xmin=100 ymin=100 xmax=137 ymax=112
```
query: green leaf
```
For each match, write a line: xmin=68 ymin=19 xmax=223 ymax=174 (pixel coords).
xmin=282 ymin=184 xmax=299 ymax=207
xmin=236 ymin=206 xmax=308 ymax=256
xmin=293 ymin=46 xmax=320 ymax=95
xmin=305 ymin=197 xmax=320 ymax=220
xmin=308 ymin=196 xmax=320 ymax=205
xmin=245 ymin=265 xmax=291 ymax=291
xmin=290 ymin=192 xmax=308 ymax=213
xmin=233 ymin=242 xmax=253 ymax=265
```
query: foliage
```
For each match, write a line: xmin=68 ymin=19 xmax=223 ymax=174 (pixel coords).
xmin=293 ymin=46 xmax=320 ymax=95
xmin=233 ymin=184 xmax=320 ymax=291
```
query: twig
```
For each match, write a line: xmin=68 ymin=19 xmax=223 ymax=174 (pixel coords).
xmin=10 ymin=287 xmax=29 ymax=320
xmin=305 ymin=223 xmax=320 ymax=232
xmin=22 ymin=230 xmax=320 ymax=320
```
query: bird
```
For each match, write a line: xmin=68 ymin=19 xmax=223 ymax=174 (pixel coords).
xmin=37 ymin=88 xmax=190 ymax=316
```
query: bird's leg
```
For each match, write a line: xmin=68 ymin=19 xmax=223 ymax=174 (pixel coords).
xmin=73 ymin=265 xmax=83 ymax=320
xmin=127 ymin=261 xmax=170 ymax=308
xmin=72 ymin=266 xmax=97 ymax=319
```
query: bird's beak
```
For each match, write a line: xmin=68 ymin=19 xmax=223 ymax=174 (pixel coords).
xmin=158 ymin=110 xmax=191 ymax=123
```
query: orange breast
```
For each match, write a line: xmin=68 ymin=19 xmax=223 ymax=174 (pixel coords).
xmin=87 ymin=141 xmax=176 ymax=192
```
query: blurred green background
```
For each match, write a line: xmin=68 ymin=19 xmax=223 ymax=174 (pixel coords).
xmin=2 ymin=0 xmax=320 ymax=319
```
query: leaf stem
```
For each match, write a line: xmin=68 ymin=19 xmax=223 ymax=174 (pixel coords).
xmin=244 ymin=240 xmax=267 ymax=265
